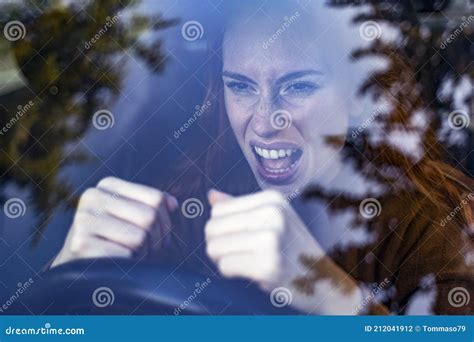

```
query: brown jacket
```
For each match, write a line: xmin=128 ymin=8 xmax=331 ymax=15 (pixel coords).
xmin=330 ymin=186 xmax=474 ymax=314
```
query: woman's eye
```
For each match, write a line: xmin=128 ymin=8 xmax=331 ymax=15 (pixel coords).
xmin=281 ymin=82 xmax=318 ymax=96
xmin=225 ymin=81 xmax=256 ymax=94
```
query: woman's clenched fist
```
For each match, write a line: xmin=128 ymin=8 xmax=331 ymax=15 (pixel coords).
xmin=51 ymin=177 xmax=177 ymax=267
xmin=205 ymin=189 xmax=363 ymax=314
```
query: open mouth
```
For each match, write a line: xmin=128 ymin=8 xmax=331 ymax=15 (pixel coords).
xmin=251 ymin=143 xmax=303 ymax=185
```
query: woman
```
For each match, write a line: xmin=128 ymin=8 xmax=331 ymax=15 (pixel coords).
xmin=51 ymin=1 xmax=473 ymax=314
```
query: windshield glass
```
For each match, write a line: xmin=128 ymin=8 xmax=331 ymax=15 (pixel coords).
xmin=0 ymin=0 xmax=473 ymax=315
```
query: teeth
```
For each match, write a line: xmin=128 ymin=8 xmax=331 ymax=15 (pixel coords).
xmin=263 ymin=160 xmax=299 ymax=173
xmin=254 ymin=146 xmax=297 ymax=159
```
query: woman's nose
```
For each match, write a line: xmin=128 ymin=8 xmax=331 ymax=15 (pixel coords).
xmin=250 ymin=97 xmax=281 ymax=137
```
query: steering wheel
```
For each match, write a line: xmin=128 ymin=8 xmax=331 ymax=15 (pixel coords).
xmin=11 ymin=259 xmax=300 ymax=315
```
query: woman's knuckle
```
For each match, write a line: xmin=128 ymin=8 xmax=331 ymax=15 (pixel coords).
xmin=270 ymin=208 xmax=286 ymax=230
xmin=206 ymin=240 xmax=218 ymax=258
xmin=148 ymin=189 xmax=164 ymax=208
xmin=204 ymin=220 xmax=217 ymax=238
xmin=69 ymin=235 xmax=87 ymax=255
xmin=260 ymin=206 xmax=285 ymax=229
xmin=97 ymin=176 xmax=116 ymax=188
xmin=218 ymin=259 xmax=233 ymax=277
xmin=133 ymin=229 xmax=147 ymax=247
xmin=265 ymin=190 xmax=286 ymax=205
xmin=79 ymin=188 xmax=99 ymax=206
xmin=74 ymin=210 xmax=93 ymax=229
xmin=121 ymin=248 xmax=133 ymax=258
xmin=140 ymin=207 xmax=158 ymax=227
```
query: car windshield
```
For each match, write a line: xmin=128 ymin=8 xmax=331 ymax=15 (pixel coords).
xmin=0 ymin=0 xmax=473 ymax=315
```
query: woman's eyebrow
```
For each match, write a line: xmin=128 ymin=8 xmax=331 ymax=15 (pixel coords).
xmin=221 ymin=71 xmax=257 ymax=85
xmin=276 ymin=70 xmax=323 ymax=84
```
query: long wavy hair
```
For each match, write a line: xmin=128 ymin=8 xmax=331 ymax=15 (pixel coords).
xmin=164 ymin=1 xmax=473 ymax=263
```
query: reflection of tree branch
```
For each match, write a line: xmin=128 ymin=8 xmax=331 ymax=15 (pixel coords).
xmin=293 ymin=254 xmax=355 ymax=296
xmin=303 ymin=1 xmax=473 ymax=264
xmin=0 ymin=0 xmax=177 ymax=243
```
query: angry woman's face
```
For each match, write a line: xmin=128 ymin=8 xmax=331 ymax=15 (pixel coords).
xmin=222 ymin=12 xmax=353 ymax=196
